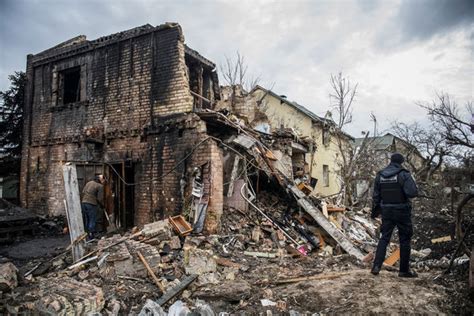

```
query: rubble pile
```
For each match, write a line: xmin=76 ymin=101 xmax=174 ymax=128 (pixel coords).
xmin=1 ymin=106 xmax=471 ymax=313
xmin=2 ymin=107 xmax=470 ymax=313
xmin=3 ymin=189 xmax=465 ymax=314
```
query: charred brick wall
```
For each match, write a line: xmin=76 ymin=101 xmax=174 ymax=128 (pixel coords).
xmin=20 ymin=24 xmax=197 ymax=219
xmin=140 ymin=114 xmax=223 ymax=230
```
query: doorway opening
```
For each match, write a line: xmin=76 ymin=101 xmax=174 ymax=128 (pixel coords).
xmin=107 ymin=162 xmax=135 ymax=230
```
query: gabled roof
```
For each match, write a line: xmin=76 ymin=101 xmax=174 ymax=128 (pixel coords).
xmin=354 ymin=133 xmax=395 ymax=150
xmin=354 ymin=133 xmax=426 ymax=160
xmin=252 ymin=85 xmax=326 ymax=124
xmin=252 ymin=85 xmax=354 ymax=140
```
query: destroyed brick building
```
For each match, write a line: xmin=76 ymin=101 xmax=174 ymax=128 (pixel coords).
xmin=5 ymin=21 xmax=473 ymax=316
xmin=20 ymin=23 xmax=224 ymax=230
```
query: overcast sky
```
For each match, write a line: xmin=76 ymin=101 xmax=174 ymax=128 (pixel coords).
xmin=1 ymin=0 xmax=472 ymax=136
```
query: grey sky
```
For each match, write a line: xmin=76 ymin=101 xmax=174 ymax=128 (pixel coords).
xmin=1 ymin=0 xmax=472 ymax=136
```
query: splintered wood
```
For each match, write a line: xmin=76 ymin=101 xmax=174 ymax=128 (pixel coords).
xmin=289 ymin=185 xmax=365 ymax=260
xmin=137 ymin=250 xmax=165 ymax=293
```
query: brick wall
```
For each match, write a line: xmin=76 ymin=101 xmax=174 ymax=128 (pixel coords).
xmin=140 ymin=114 xmax=223 ymax=231
xmin=20 ymin=24 xmax=220 ymax=225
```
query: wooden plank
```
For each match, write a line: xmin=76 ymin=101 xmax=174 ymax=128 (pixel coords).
xmin=215 ymin=257 xmax=242 ymax=269
xmin=384 ymin=248 xmax=400 ymax=266
xmin=321 ymin=201 xmax=328 ymax=218
xmin=156 ymin=274 xmax=198 ymax=306
xmin=288 ymin=185 xmax=365 ymax=260
xmin=265 ymin=150 xmax=277 ymax=161
xmin=431 ymin=236 xmax=452 ymax=243
xmin=297 ymin=182 xmax=313 ymax=195
xmin=137 ymin=250 xmax=165 ymax=293
xmin=227 ymin=155 xmax=241 ymax=197
xmin=327 ymin=206 xmax=346 ymax=212
xmin=62 ymin=163 xmax=85 ymax=261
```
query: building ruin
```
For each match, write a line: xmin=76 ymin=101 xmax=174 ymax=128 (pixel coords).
xmin=20 ymin=23 xmax=225 ymax=230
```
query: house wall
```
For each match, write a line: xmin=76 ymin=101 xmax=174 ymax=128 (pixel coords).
xmin=20 ymin=24 xmax=223 ymax=230
xmin=393 ymin=139 xmax=426 ymax=171
xmin=253 ymin=90 xmax=349 ymax=196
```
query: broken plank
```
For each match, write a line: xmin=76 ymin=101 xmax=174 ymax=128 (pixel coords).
xmin=384 ymin=248 xmax=400 ymax=266
xmin=68 ymin=256 xmax=98 ymax=270
xmin=321 ymin=201 xmax=328 ymax=218
xmin=62 ymin=163 xmax=85 ymax=261
xmin=288 ymin=185 xmax=365 ymax=260
xmin=215 ymin=257 xmax=242 ymax=269
xmin=156 ymin=274 xmax=198 ymax=306
xmin=327 ymin=205 xmax=346 ymax=212
xmin=70 ymin=231 xmax=142 ymax=265
xmin=431 ymin=236 xmax=452 ymax=244
xmin=227 ymin=155 xmax=241 ymax=197
xmin=137 ymin=251 xmax=165 ymax=293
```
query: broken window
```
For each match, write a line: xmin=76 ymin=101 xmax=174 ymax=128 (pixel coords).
xmin=322 ymin=128 xmax=330 ymax=146
xmin=323 ymin=164 xmax=329 ymax=187
xmin=59 ymin=66 xmax=81 ymax=104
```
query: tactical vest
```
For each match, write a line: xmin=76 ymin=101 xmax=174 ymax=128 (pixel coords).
xmin=380 ymin=172 xmax=407 ymax=204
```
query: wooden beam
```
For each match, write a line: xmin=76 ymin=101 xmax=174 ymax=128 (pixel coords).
xmin=62 ymin=163 xmax=85 ymax=261
xmin=156 ymin=274 xmax=198 ymax=306
xmin=137 ymin=250 xmax=165 ymax=293
xmin=288 ymin=185 xmax=365 ymax=260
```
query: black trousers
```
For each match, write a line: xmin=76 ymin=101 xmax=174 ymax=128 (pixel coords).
xmin=373 ymin=206 xmax=413 ymax=272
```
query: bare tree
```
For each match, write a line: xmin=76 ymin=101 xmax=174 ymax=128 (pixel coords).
xmin=390 ymin=121 xmax=451 ymax=181
xmin=329 ymin=72 xmax=358 ymax=129
xmin=220 ymin=51 xmax=261 ymax=93
xmin=326 ymin=72 xmax=360 ymax=205
xmin=419 ymin=93 xmax=473 ymax=149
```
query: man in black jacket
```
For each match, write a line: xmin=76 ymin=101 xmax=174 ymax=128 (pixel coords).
xmin=371 ymin=153 xmax=419 ymax=277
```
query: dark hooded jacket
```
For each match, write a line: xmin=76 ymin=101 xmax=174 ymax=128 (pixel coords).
xmin=372 ymin=162 xmax=418 ymax=217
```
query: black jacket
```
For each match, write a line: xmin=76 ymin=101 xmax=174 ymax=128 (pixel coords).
xmin=371 ymin=162 xmax=418 ymax=217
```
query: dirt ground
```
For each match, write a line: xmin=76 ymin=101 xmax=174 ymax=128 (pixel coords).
xmin=2 ymin=234 xmax=472 ymax=314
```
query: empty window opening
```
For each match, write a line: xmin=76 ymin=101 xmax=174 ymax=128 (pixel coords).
xmin=61 ymin=67 xmax=81 ymax=104
xmin=323 ymin=164 xmax=329 ymax=187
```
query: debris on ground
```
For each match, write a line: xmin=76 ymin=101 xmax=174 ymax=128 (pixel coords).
xmin=1 ymin=108 xmax=472 ymax=314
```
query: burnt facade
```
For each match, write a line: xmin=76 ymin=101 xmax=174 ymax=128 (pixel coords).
xmin=20 ymin=23 xmax=223 ymax=230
